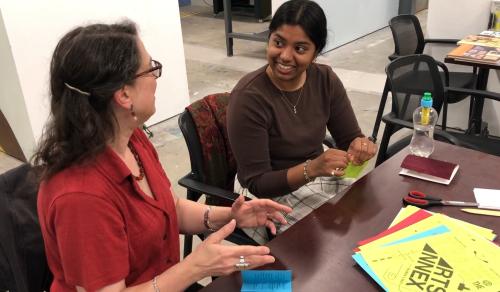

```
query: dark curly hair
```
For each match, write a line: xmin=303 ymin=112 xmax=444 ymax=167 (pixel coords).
xmin=269 ymin=0 xmax=327 ymax=54
xmin=32 ymin=21 xmax=141 ymax=179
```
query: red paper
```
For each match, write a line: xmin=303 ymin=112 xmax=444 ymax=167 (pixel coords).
xmin=356 ymin=209 xmax=432 ymax=248
xmin=401 ymin=155 xmax=458 ymax=180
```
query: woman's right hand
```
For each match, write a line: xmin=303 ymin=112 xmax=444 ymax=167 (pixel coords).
xmin=185 ymin=219 xmax=275 ymax=280
xmin=308 ymin=148 xmax=349 ymax=178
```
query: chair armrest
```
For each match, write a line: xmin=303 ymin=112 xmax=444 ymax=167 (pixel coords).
xmin=381 ymin=113 xmax=463 ymax=146
xmin=435 ymin=60 xmax=450 ymax=87
xmin=382 ymin=113 xmax=411 ymax=127
xmin=388 ymin=53 xmax=399 ymax=61
xmin=178 ymin=173 xmax=240 ymax=202
xmin=447 ymin=87 xmax=500 ymax=102
xmin=424 ymin=38 xmax=460 ymax=45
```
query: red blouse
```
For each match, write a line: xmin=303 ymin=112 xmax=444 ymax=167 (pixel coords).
xmin=38 ymin=129 xmax=180 ymax=291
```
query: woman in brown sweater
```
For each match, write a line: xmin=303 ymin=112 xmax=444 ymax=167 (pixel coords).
xmin=227 ymin=0 xmax=377 ymax=243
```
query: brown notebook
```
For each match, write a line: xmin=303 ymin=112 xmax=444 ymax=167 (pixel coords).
xmin=399 ymin=155 xmax=459 ymax=185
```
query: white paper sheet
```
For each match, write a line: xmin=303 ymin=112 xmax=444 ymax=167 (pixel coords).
xmin=474 ymin=188 xmax=500 ymax=210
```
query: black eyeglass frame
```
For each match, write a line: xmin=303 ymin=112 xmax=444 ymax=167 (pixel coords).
xmin=135 ymin=59 xmax=162 ymax=79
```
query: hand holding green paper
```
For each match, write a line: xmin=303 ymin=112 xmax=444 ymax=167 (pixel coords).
xmin=306 ymin=136 xmax=375 ymax=179
xmin=347 ymin=137 xmax=377 ymax=166
xmin=341 ymin=161 xmax=368 ymax=179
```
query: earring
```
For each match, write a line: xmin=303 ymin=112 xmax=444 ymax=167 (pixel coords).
xmin=130 ymin=104 xmax=138 ymax=122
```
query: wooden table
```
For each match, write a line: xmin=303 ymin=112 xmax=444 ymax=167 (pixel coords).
xmin=445 ymin=53 xmax=500 ymax=135
xmin=201 ymin=141 xmax=500 ymax=291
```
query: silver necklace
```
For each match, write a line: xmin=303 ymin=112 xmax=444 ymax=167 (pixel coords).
xmin=278 ymin=86 xmax=304 ymax=114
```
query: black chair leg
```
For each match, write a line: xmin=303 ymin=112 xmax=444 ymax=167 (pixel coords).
xmin=183 ymin=234 xmax=193 ymax=259
xmin=183 ymin=190 xmax=203 ymax=259
xmin=371 ymin=78 xmax=391 ymax=142
xmin=375 ymin=125 xmax=393 ymax=167
xmin=187 ymin=189 xmax=203 ymax=203
xmin=442 ymin=94 xmax=448 ymax=131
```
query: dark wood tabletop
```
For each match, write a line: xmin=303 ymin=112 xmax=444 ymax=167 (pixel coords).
xmin=444 ymin=56 xmax=500 ymax=71
xmin=201 ymin=141 xmax=500 ymax=292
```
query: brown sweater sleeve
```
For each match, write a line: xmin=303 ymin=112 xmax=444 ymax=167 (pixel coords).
xmin=325 ymin=67 xmax=363 ymax=150
xmin=227 ymin=88 xmax=291 ymax=197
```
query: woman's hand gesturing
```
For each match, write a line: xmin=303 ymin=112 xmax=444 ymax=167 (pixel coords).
xmin=186 ymin=220 xmax=275 ymax=279
xmin=231 ymin=195 xmax=292 ymax=235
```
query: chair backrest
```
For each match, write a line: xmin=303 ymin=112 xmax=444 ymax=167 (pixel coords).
xmin=0 ymin=164 xmax=52 ymax=292
xmin=180 ymin=93 xmax=236 ymax=196
xmin=386 ymin=54 xmax=445 ymax=123
xmin=372 ymin=15 xmax=427 ymax=142
xmin=389 ymin=14 xmax=425 ymax=57
xmin=178 ymin=93 xmax=259 ymax=259
xmin=376 ymin=54 xmax=447 ymax=165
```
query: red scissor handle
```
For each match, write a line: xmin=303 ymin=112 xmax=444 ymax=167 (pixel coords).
xmin=403 ymin=191 xmax=443 ymax=207
xmin=403 ymin=196 xmax=431 ymax=207
xmin=408 ymin=190 xmax=442 ymax=201
xmin=408 ymin=190 xmax=426 ymax=199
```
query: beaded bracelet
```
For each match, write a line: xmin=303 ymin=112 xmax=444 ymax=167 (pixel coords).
xmin=303 ymin=159 xmax=313 ymax=183
xmin=203 ymin=206 xmax=218 ymax=232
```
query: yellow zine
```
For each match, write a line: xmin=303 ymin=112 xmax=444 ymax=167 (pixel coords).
xmin=358 ymin=230 xmax=500 ymax=291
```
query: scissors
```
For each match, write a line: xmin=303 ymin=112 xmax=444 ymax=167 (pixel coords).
xmin=403 ymin=190 xmax=479 ymax=208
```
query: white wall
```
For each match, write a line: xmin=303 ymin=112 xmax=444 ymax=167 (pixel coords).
xmin=273 ymin=0 xmax=399 ymax=52
xmin=0 ymin=10 xmax=35 ymax=160
xmin=0 ymin=0 xmax=189 ymax=159
xmin=318 ymin=0 xmax=399 ymax=52
xmin=427 ymin=0 xmax=500 ymax=135
xmin=272 ymin=0 xmax=287 ymax=14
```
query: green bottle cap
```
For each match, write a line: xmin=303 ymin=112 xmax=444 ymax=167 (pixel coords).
xmin=421 ymin=92 xmax=433 ymax=108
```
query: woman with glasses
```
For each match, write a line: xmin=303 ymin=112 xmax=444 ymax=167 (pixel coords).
xmin=227 ymin=0 xmax=377 ymax=244
xmin=34 ymin=21 xmax=292 ymax=292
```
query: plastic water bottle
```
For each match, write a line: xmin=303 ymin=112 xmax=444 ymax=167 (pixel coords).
xmin=409 ymin=92 xmax=438 ymax=157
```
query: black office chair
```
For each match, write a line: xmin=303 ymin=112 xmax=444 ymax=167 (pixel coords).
xmin=0 ymin=164 xmax=53 ymax=292
xmin=177 ymin=93 xmax=259 ymax=260
xmin=371 ymin=14 xmax=477 ymax=142
xmin=376 ymin=54 xmax=500 ymax=166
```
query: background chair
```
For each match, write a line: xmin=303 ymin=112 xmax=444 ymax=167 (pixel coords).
xmin=0 ymin=164 xmax=53 ymax=292
xmin=177 ymin=93 xmax=259 ymax=260
xmin=376 ymin=54 xmax=500 ymax=166
xmin=370 ymin=14 xmax=477 ymax=142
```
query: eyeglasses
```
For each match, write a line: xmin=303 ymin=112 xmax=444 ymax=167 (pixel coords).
xmin=135 ymin=59 xmax=162 ymax=79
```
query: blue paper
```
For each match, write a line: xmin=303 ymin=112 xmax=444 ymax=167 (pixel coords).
xmin=382 ymin=225 xmax=450 ymax=247
xmin=241 ymin=270 xmax=292 ymax=292
xmin=352 ymin=253 xmax=388 ymax=291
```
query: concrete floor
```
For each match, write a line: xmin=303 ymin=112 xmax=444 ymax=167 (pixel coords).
xmin=0 ymin=1 xmax=428 ymax=286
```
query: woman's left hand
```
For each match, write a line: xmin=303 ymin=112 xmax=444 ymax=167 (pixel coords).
xmin=230 ymin=195 xmax=292 ymax=235
xmin=347 ymin=137 xmax=377 ymax=165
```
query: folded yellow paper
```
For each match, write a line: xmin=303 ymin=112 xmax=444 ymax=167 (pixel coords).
xmin=462 ymin=208 xmax=500 ymax=217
